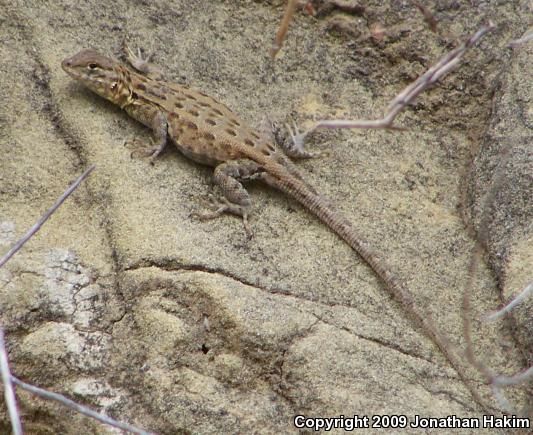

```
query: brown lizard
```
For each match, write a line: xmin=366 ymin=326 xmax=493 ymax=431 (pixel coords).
xmin=61 ymin=44 xmax=475 ymax=401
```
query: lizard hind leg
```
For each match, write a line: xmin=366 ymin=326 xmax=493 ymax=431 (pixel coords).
xmin=273 ymin=120 xmax=330 ymax=160
xmin=122 ymin=40 xmax=166 ymax=81
xmin=192 ymin=159 xmax=262 ymax=237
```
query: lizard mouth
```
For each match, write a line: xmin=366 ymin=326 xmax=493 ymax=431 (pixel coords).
xmin=61 ymin=57 xmax=79 ymax=78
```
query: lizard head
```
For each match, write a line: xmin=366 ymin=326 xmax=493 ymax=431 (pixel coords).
xmin=62 ymin=49 xmax=130 ymax=105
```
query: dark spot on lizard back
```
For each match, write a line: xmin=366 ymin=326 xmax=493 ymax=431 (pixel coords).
xmin=225 ymin=128 xmax=237 ymax=136
xmin=147 ymin=87 xmax=167 ymax=100
xmin=188 ymin=109 xmax=200 ymax=117
xmin=206 ymin=118 xmax=216 ymax=126
xmin=228 ymin=118 xmax=241 ymax=127
xmin=187 ymin=122 xmax=198 ymax=130
xmin=204 ymin=132 xmax=216 ymax=141
xmin=251 ymin=132 xmax=260 ymax=140
xmin=198 ymin=101 xmax=211 ymax=108
xmin=175 ymin=102 xmax=184 ymax=109
xmin=136 ymin=83 xmax=146 ymax=91
xmin=244 ymin=139 xmax=254 ymax=146
xmin=184 ymin=93 xmax=197 ymax=101
xmin=212 ymin=108 xmax=223 ymax=116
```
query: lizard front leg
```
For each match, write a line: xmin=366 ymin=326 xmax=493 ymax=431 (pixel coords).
xmin=193 ymin=159 xmax=262 ymax=236
xmin=125 ymin=107 xmax=169 ymax=164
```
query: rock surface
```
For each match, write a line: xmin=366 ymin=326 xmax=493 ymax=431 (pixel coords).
xmin=0 ymin=0 xmax=531 ymax=433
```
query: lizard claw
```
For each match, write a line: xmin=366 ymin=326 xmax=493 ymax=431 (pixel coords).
xmin=278 ymin=120 xmax=328 ymax=159
xmin=191 ymin=195 xmax=252 ymax=238
xmin=124 ymin=137 xmax=160 ymax=164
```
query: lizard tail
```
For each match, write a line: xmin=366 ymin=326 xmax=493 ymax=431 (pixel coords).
xmin=262 ymin=169 xmax=408 ymax=307
xmin=261 ymin=169 xmax=477 ymax=403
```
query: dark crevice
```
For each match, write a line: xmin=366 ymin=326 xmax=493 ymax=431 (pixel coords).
xmin=5 ymin=8 xmax=128 ymax=391
xmin=313 ymin=311 xmax=437 ymax=365
xmin=125 ymin=257 xmax=293 ymax=296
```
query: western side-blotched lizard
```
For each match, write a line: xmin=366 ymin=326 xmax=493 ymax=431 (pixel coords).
xmin=61 ymin=44 xmax=467 ymax=386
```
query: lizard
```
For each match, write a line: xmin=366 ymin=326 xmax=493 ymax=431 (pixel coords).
xmin=61 ymin=44 xmax=475 ymax=402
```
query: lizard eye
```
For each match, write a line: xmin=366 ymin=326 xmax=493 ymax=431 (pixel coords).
xmin=88 ymin=63 xmax=97 ymax=69
xmin=110 ymin=82 xmax=118 ymax=90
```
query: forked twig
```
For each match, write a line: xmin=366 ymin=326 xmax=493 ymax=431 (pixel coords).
xmin=0 ymin=328 xmax=22 ymax=435
xmin=10 ymin=376 xmax=152 ymax=435
xmin=461 ymin=138 xmax=533 ymax=412
xmin=270 ymin=0 xmax=299 ymax=58
xmin=461 ymin=135 xmax=506 ymax=384
xmin=486 ymin=281 xmax=533 ymax=321
xmin=292 ymin=23 xmax=494 ymax=143
xmin=465 ymin=278 xmax=533 ymax=393
xmin=0 ymin=165 xmax=96 ymax=269
xmin=508 ymin=32 xmax=533 ymax=48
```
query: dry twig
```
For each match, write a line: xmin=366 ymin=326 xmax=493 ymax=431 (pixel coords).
xmin=10 ymin=376 xmax=152 ymax=435
xmin=486 ymin=281 xmax=533 ymax=321
xmin=412 ymin=1 xmax=438 ymax=33
xmin=0 ymin=328 xmax=22 ymax=435
xmin=461 ymin=139 xmax=533 ymax=412
xmin=508 ymin=32 xmax=533 ymax=48
xmin=0 ymin=165 xmax=151 ymax=434
xmin=270 ymin=0 xmax=299 ymax=58
xmin=0 ymin=165 xmax=96 ymax=269
xmin=292 ymin=23 xmax=494 ymax=144
xmin=1 ymin=165 xmax=95 ymax=434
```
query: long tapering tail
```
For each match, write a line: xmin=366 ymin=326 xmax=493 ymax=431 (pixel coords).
xmin=261 ymin=168 xmax=485 ymax=407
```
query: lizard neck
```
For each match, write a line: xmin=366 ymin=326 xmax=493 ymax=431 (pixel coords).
xmin=115 ymin=66 xmax=137 ymax=109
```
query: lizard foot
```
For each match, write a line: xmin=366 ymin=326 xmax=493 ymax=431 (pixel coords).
xmin=191 ymin=195 xmax=252 ymax=238
xmin=122 ymin=40 xmax=165 ymax=81
xmin=273 ymin=120 xmax=329 ymax=159
xmin=124 ymin=137 xmax=160 ymax=165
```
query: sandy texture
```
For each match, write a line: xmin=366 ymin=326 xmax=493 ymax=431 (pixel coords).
xmin=0 ymin=0 xmax=531 ymax=433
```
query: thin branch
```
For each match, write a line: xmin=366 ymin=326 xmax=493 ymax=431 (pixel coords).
xmin=0 ymin=164 xmax=152 ymax=433
xmin=10 ymin=376 xmax=152 ymax=435
xmin=460 ymin=109 xmax=533 ymax=412
xmin=461 ymin=140 xmax=511 ymax=383
xmin=292 ymin=23 xmax=494 ymax=143
xmin=493 ymin=366 xmax=533 ymax=387
xmin=491 ymin=385 xmax=514 ymax=413
xmin=0 ymin=165 xmax=95 ymax=269
xmin=0 ymin=328 xmax=22 ymax=435
xmin=508 ymin=32 xmax=533 ymax=48
xmin=462 ymin=244 xmax=494 ymax=381
xmin=270 ymin=0 xmax=299 ymax=59
xmin=486 ymin=281 xmax=533 ymax=321
xmin=412 ymin=1 xmax=438 ymax=33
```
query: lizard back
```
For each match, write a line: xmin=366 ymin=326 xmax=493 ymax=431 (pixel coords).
xmin=128 ymin=71 xmax=286 ymax=167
